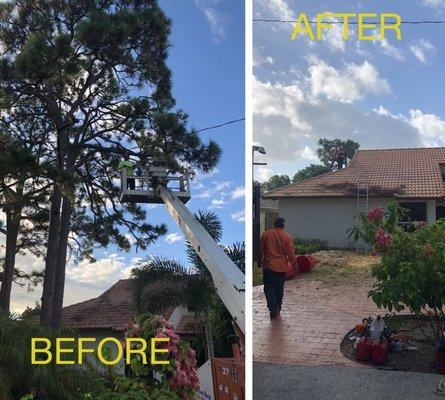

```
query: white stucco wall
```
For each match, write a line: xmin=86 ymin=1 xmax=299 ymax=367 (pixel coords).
xmin=278 ymin=198 xmax=437 ymax=248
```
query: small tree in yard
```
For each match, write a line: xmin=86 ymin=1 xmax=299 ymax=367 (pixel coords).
xmin=351 ymin=202 xmax=445 ymax=342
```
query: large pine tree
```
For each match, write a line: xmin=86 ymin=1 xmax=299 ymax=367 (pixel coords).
xmin=0 ymin=0 xmax=221 ymax=328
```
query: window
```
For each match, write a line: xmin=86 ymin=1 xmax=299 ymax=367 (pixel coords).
xmin=399 ymin=202 xmax=427 ymax=223
xmin=437 ymin=205 xmax=445 ymax=220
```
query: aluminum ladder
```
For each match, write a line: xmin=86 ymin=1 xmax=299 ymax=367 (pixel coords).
xmin=356 ymin=183 xmax=369 ymax=252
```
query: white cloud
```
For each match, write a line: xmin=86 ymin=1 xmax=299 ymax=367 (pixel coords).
xmin=67 ymin=256 xmax=126 ymax=285
xmin=194 ymin=180 xmax=232 ymax=199
xmin=378 ymin=39 xmax=404 ymax=61
xmin=255 ymin=0 xmax=294 ymax=21
xmin=210 ymin=199 xmax=225 ymax=209
xmin=300 ymin=145 xmax=318 ymax=162
xmin=230 ymin=210 xmax=245 ymax=222
xmin=256 ymin=166 xmax=274 ymax=182
xmin=323 ymin=19 xmax=346 ymax=53
xmin=422 ymin=0 xmax=445 ymax=8
xmin=410 ymin=39 xmax=435 ymax=63
xmin=231 ymin=186 xmax=245 ymax=200
xmin=254 ymin=47 xmax=276 ymax=68
xmin=409 ymin=109 xmax=445 ymax=146
xmin=253 ymin=76 xmax=421 ymax=164
xmin=309 ymin=59 xmax=391 ymax=103
xmin=165 ymin=232 xmax=183 ymax=244
xmin=194 ymin=0 xmax=228 ymax=42
xmin=253 ymin=76 xmax=309 ymax=129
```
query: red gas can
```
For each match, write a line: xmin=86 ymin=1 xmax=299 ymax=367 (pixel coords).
xmin=356 ymin=337 xmax=372 ymax=362
xmin=436 ymin=351 xmax=445 ymax=375
xmin=371 ymin=339 xmax=389 ymax=364
xmin=297 ymin=255 xmax=316 ymax=273
xmin=285 ymin=262 xmax=298 ymax=280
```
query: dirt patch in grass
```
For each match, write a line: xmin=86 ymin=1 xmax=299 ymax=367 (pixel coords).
xmin=341 ymin=316 xmax=439 ymax=374
xmin=253 ymin=250 xmax=378 ymax=287
xmin=309 ymin=250 xmax=379 ymax=286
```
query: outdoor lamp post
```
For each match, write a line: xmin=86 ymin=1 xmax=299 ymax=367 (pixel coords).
xmin=253 ymin=146 xmax=267 ymax=264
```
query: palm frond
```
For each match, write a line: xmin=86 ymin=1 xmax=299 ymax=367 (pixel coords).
xmin=223 ymin=241 xmax=245 ymax=273
xmin=182 ymin=275 xmax=215 ymax=314
xmin=186 ymin=210 xmax=223 ymax=272
xmin=130 ymin=256 xmax=190 ymax=311
xmin=140 ymin=280 xmax=189 ymax=314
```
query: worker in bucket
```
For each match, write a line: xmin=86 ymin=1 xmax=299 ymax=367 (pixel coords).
xmin=259 ymin=217 xmax=297 ymax=319
xmin=118 ymin=152 xmax=135 ymax=190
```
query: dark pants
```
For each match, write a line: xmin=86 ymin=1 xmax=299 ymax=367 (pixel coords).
xmin=263 ymin=268 xmax=286 ymax=315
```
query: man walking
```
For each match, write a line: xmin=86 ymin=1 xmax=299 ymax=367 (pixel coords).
xmin=259 ymin=217 xmax=297 ymax=319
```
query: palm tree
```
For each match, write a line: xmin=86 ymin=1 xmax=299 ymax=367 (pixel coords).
xmin=130 ymin=210 xmax=244 ymax=359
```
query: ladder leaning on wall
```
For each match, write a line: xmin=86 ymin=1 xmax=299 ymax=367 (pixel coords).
xmin=356 ymin=183 xmax=369 ymax=252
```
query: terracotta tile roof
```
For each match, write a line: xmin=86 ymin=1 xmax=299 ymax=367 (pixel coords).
xmin=263 ymin=147 xmax=445 ymax=200
xmin=61 ymin=279 xmax=174 ymax=332
xmin=175 ymin=315 xmax=200 ymax=336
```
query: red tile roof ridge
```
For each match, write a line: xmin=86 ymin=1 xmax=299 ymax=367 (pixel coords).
xmin=262 ymin=147 xmax=445 ymax=200
xmin=355 ymin=146 xmax=445 ymax=152
xmin=264 ymin=168 xmax=344 ymax=197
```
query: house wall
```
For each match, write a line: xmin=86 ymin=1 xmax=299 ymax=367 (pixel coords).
xmin=278 ymin=198 xmax=437 ymax=248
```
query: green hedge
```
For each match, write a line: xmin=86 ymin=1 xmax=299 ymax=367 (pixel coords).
xmin=293 ymin=237 xmax=328 ymax=255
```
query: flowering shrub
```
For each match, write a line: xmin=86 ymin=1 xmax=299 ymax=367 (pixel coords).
xmin=375 ymin=228 xmax=392 ymax=250
xmin=351 ymin=202 xmax=445 ymax=342
xmin=98 ymin=313 xmax=199 ymax=400
xmin=349 ymin=202 xmax=404 ymax=252
xmin=366 ymin=207 xmax=384 ymax=222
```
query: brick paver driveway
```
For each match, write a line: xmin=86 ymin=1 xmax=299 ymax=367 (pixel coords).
xmin=253 ymin=269 xmax=385 ymax=366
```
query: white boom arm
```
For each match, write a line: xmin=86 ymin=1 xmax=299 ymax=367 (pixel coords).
xmin=158 ymin=186 xmax=245 ymax=333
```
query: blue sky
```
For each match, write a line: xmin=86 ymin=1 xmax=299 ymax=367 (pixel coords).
xmin=11 ymin=0 xmax=245 ymax=312
xmin=253 ymin=0 xmax=445 ymax=181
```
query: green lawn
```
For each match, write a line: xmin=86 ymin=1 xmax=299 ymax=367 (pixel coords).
xmin=253 ymin=264 xmax=263 ymax=286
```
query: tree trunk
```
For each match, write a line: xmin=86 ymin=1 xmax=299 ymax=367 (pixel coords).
xmin=51 ymin=191 xmax=74 ymax=330
xmin=40 ymin=186 xmax=62 ymax=328
xmin=0 ymin=208 xmax=20 ymax=314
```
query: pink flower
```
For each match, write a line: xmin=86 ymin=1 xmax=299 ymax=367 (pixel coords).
xmin=375 ymin=228 xmax=392 ymax=250
xmin=367 ymin=208 xmax=384 ymax=222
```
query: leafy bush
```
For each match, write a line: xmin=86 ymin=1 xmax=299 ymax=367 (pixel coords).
xmin=293 ymin=237 xmax=328 ymax=254
xmin=0 ymin=316 xmax=105 ymax=400
xmin=97 ymin=313 xmax=199 ymax=400
xmin=351 ymin=202 xmax=445 ymax=342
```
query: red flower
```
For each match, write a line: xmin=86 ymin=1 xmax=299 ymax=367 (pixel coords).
xmin=366 ymin=208 xmax=384 ymax=222
xmin=375 ymin=228 xmax=392 ymax=250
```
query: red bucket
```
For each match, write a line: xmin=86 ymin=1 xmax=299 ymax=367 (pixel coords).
xmin=285 ymin=261 xmax=298 ymax=280
xmin=356 ymin=337 xmax=372 ymax=362
xmin=297 ymin=255 xmax=316 ymax=273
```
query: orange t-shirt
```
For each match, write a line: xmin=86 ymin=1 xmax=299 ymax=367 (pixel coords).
xmin=259 ymin=228 xmax=297 ymax=273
